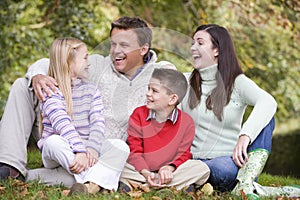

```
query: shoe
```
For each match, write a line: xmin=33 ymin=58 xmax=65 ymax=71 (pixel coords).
xmin=118 ymin=181 xmax=131 ymax=193
xmin=185 ymin=184 xmax=195 ymax=193
xmin=85 ymin=182 xmax=101 ymax=194
xmin=69 ymin=183 xmax=88 ymax=196
xmin=0 ymin=163 xmax=20 ymax=180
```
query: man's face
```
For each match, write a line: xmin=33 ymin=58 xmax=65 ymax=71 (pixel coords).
xmin=110 ymin=28 xmax=147 ymax=78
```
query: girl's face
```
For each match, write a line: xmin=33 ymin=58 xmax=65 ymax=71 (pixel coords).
xmin=190 ymin=30 xmax=218 ymax=69
xmin=70 ymin=45 xmax=90 ymax=80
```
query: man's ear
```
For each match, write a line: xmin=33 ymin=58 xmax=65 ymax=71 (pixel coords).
xmin=140 ymin=43 xmax=149 ymax=56
xmin=169 ymin=94 xmax=179 ymax=106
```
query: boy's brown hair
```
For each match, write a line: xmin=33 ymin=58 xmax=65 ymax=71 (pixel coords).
xmin=151 ymin=68 xmax=187 ymax=104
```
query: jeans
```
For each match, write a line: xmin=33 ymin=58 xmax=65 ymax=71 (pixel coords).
xmin=198 ymin=117 xmax=275 ymax=192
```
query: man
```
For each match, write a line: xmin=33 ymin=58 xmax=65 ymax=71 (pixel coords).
xmin=0 ymin=16 xmax=174 ymax=187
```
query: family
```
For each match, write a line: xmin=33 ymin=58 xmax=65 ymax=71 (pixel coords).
xmin=0 ymin=16 xmax=298 ymax=198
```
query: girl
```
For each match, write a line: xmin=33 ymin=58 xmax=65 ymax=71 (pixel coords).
xmin=38 ymin=38 xmax=129 ymax=195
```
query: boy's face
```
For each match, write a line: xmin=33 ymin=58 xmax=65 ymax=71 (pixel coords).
xmin=146 ymin=78 xmax=173 ymax=112
xmin=110 ymin=28 xmax=148 ymax=78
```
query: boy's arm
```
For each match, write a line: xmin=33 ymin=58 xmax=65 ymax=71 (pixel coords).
xmin=127 ymin=109 xmax=150 ymax=172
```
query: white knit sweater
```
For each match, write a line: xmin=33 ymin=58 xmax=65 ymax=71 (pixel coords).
xmin=181 ymin=64 xmax=277 ymax=159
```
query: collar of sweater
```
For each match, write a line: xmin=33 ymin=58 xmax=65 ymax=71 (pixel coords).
xmin=198 ymin=64 xmax=218 ymax=81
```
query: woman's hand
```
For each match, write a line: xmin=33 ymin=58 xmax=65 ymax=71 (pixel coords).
xmin=86 ymin=148 xmax=99 ymax=167
xmin=233 ymin=135 xmax=250 ymax=167
xmin=69 ymin=152 xmax=89 ymax=174
xmin=32 ymin=74 xmax=58 ymax=101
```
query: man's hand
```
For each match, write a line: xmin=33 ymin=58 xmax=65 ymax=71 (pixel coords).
xmin=69 ymin=152 xmax=89 ymax=174
xmin=86 ymin=148 xmax=99 ymax=167
xmin=32 ymin=74 xmax=58 ymax=101
xmin=233 ymin=134 xmax=251 ymax=167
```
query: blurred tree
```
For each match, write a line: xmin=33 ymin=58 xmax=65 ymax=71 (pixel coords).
xmin=0 ymin=0 xmax=299 ymax=124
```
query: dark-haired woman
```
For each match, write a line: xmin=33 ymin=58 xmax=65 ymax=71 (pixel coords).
xmin=181 ymin=24 xmax=277 ymax=199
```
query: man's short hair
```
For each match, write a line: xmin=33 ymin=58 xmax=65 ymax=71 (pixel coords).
xmin=110 ymin=16 xmax=152 ymax=49
xmin=151 ymin=68 xmax=187 ymax=104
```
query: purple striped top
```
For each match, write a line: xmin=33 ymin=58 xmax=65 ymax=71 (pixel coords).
xmin=37 ymin=79 xmax=105 ymax=154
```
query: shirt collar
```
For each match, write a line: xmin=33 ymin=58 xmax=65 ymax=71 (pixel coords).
xmin=146 ymin=108 xmax=179 ymax=124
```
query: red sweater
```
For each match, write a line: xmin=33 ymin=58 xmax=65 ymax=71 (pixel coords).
xmin=127 ymin=106 xmax=195 ymax=172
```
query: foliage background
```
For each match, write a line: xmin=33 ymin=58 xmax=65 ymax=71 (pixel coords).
xmin=0 ymin=0 xmax=299 ymax=127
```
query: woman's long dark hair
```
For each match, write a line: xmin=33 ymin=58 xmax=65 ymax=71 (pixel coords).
xmin=188 ymin=24 xmax=243 ymax=121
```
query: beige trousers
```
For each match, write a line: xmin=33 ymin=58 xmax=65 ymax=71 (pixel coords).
xmin=120 ymin=159 xmax=210 ymax=190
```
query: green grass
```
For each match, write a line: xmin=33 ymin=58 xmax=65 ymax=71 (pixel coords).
xmin=0 ymin=148 xmax=299 ymax=199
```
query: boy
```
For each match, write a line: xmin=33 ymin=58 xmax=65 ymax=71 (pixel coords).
xmin=119 ymin=68 xmax=210 ymax=192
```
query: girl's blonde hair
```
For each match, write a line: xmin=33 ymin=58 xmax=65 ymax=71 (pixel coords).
xmin=48 ymin=37 xmax=86 ymax=116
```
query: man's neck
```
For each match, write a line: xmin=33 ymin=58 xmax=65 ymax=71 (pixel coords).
xmin=125 ymin=64 xmax=145 ymax=80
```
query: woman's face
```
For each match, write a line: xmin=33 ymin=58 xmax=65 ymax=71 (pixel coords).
xmin=70 ymin=45 xmax=90 ymax=80
xmin=190 ymin=30 xmax=218 ymax=69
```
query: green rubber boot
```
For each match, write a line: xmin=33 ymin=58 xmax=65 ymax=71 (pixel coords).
xmin=231 ymin=148 xmax=269 ymax=200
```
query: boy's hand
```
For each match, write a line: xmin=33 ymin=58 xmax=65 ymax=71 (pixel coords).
xmin=32 ymin=74 xmax=58 ymax=101
xmin=69 ymin=152 xmax=89 ymax=174
xmin=86 ymin=148 xmax=99 ymax=167
xmin=141 ymin=169 xmax=166 ymax=188
xmin=158 ymin=166 xmax=174 ymax=185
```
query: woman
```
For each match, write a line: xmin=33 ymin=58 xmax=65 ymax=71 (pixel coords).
xmin=38 ymin=38 xmax=129 ymax=195
xmin=181 ymin=24 xmax=277 ymax=198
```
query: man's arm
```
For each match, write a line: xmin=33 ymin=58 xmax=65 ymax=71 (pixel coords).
xmin=25 ymin=58 xmax=58 ymax=101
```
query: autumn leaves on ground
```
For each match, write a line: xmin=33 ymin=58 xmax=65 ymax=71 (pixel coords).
xmin=1 ymin=174 xmax=300 ymax=199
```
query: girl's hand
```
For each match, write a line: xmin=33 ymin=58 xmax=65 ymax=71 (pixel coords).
xmin=233 ymin=135 xmax=250 ymax=167
xmin=86 ymin=148 xmax=99 ymax=167
xmin=69 ymin=152 xmax=89 ymax=174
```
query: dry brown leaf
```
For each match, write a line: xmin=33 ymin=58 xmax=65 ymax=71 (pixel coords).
xmin=139 ymin=184 xmax=151 ymax=193
xmin=151 ymin=196 xmax=162 ymax=200
xmin=128 ymin=190 xmax=143 ymax=198
xmin=240 ymin=189 xmax=248 ymax=200
xmin=129 ymin=181 xmax=141 ymax=189
xmin=20 ymin=188 xmax=28 ymax=197
xmin=32 ymin=190 xmax=48 ymax=200
xmin=62 ymin=189 xmax=70 ymax=196
xmin=201 ymin=183 xmax=214 ymax=195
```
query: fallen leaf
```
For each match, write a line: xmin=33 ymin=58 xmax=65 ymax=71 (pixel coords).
xmin=201 ymin=183 xmax=214 ymax=195
xmin=62 ymin=189 xmax=70 ymax=196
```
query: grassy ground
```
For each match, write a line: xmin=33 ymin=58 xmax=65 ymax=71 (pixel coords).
xmin=0 ymin=148 xmax=299 ymax=199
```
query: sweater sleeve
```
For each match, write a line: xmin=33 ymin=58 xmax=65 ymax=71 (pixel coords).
xmin=236 ymin=75 xmax=277 ymax=143
xmin=41 ymin=92 xmax=86 ymax=153
xmin=127 ymin=108 xmax=150 ymax=172
xmin=86 ymin=88 xmax=105 ymax=154
xmin=169 ymin=113 xmax=193 ymax=168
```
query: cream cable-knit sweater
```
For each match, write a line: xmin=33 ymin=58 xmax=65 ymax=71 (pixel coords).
xmin=181 ymin=64 xmax=277 ymax=159
xmin=26 ymin=50 xmax=173 ymax=141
